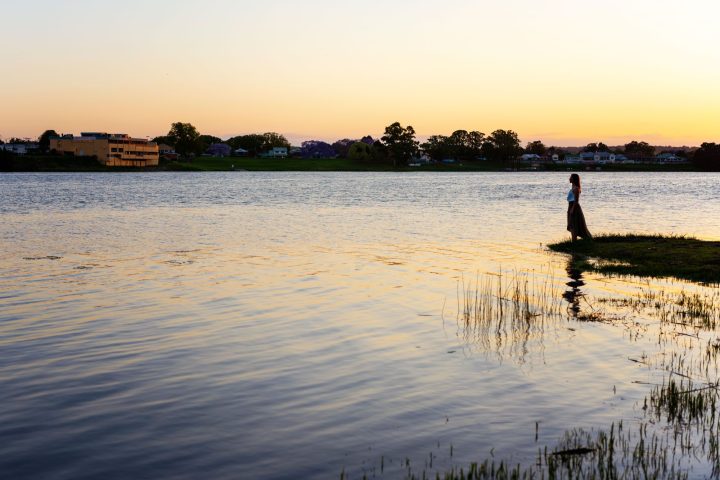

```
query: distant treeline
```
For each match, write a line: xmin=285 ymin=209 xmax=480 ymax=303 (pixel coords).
xmin=3 ymin=122 xmax=720 ymax=171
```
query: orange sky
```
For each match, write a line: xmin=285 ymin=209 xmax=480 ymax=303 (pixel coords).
xmin=1 ymin=0 xmax=719 ymax=146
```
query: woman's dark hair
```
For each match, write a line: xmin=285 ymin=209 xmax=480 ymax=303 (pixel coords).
xmin=570 ymin=173 xmax=581 ymax=189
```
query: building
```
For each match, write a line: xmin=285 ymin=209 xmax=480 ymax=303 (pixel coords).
xmin=261 ymin=147 xmax=288 ymax=158
xmin=0 ymin=143 xmax=39 ymax=155
xmin=655 ymin=152 xmax=687 ymax=164
xmin=50 ymin=133 xmax=159 ymax=167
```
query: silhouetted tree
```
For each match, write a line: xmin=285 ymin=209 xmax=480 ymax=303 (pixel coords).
xmin=301 ymin=140 xmax=335 ymax=158
xmin=624 ymin=140 xmax=655 ymax=159
xmin=38 ymin=130 xmax=58 ymax=153
xmin=348 ymin=142 xmax=373 ymax=162
xmin=692 ymin=142 xmax=720 ymax=171
xmin=261 ymin=132 xmax=291 ymax=150
xmin=226 ymin=134 xmax=265 ymax=155
xmin=151 ymin=135 xmax=174 ymax=147
xmin=167 ymin=122 xmax=201 ymax=156
xmin=583 ymin=142 xmax=609 ymax=153
xmin=487 ymin=129 xmax=522 ymax=167
xmin=198 ymin=135 xmax=222 ymax=153
xmin=332 ymin=138 xmax=355 ymax=158
xmin=421 ymin=135 xmax=450 ymax=160
xmin=525 ymin=140 xmax=546 ymax=156
xmin=381 ymin=122 xmax=419 ymax=167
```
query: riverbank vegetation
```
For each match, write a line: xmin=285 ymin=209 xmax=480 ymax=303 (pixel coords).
xmin=4 ymin=121 xmax=719 ymax=171
xmin=548 ymin=234 xmax=720 ymax=284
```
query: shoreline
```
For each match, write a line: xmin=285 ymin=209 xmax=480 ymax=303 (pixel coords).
xmin=0 ymin=155 xmax=701 ymax=173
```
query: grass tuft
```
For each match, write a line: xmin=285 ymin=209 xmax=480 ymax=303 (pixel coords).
xmin=548 ymin=234 xmax=720 ymax=284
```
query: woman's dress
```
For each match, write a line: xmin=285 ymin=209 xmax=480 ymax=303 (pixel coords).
xmin=567 ymin=189 xmax=592 ymax=239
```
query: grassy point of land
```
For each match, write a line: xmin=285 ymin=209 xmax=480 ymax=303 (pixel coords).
xmin=548 ymin=234 xmax=720 ymax=284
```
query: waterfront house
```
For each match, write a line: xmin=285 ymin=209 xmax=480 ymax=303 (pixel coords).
xmin=50 ymin=133 xmax=159 ymax=167
xmin=0 ymin=143 xmax=39 ymax=155
xmin=261 ymin=147 xmax=288 ymax=158
xmin=655 ymin=153 xmax=687 ymax=164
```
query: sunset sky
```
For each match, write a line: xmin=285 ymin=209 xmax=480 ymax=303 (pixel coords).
xmin=1 ymin=0 xmax=719 ymax=146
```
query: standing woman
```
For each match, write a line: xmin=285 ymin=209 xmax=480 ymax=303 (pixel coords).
xmin=567 ymin=173 xmax=592 ymax=241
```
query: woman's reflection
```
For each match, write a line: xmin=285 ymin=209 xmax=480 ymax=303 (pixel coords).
xmin=562 ymin=255 xmax=585 ymax=317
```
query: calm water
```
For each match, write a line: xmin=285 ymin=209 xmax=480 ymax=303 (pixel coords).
xmin=1 ymin=172 xmax=719 ymax=479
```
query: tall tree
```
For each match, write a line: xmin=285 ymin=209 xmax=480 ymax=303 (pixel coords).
xmin=525 ymin=140 xmax=546 ymax=156
xmin=487 ymin=129 xmax=522 ymax=166
xmin=421 ymin=135 xmax=450 ymax=160
xmin=226 ymin=134 xmax=265 ymax=155
xmin=261 ymin=132 xmax=291 ymax=151
xmin=301 ymin=140 xmax=335 ymax=158
xmin=692 ymin=142 xmax=720 ymax=171
xmin=198 ymin=135 xmax=222 ymax=153
xmin=167 ymin=122 xmax=201 ymax=156
xmin=583 ymin=142 xmax=609 ymax=153
xmin=624 ymin=140 xmax=655 ymax=159
xmin=348 ymin=142 xmax=373 ymax=162
xmin=332 ymin=138 xmax=355 ymax=158
xmin=381 ymin=122 xmax=419 ymax=167
xmin=38 ymin=130 xmax=58 ymax=152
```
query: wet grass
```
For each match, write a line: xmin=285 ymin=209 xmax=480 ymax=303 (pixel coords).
xmin=548 ymin=234 xmax=720 ymax=285
xmin=341 ymin=264 xmax=720 ymax=479
xmin=456 ymin=269 xmax=566 ymax=361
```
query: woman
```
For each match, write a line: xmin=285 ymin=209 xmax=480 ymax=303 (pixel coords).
xmin=567 ymin=173 xmax=591 ymax=241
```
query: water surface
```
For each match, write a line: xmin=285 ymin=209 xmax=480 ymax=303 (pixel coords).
xmin=1 ymin=172 xmax=719 ymax=478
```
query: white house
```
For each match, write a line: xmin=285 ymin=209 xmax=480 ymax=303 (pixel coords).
xmin=0 ymin=143 xmax=38 ymax=155
xmin=262 ymin=147 xmax=288 ymax=158
xmin=594 ymin=152 xmax=616 ymax=164
xmin=655 ymin=153 xmax=687 ymax=164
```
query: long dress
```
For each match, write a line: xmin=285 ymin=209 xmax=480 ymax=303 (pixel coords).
xmin=567 ymin=188 xmax=592 ymax=239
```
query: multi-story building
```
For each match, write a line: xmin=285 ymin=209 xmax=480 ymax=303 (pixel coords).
xmin=50 ymin=133 xmax=159 ymax=167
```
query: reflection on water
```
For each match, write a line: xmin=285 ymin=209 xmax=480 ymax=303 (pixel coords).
xmin=563 ymin=256 xmax=586 ymax=318
xmin=0 ymin=172 xmax=719 ymax=479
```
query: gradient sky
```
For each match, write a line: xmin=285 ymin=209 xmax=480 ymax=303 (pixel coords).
xmin=1 ymin=0 xmax=719 ymax=146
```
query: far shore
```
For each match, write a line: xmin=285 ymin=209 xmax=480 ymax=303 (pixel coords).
xmin=0 ymin=155 xmax=701 ymax=173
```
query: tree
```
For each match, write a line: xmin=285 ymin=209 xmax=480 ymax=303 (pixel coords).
xmin=525 ymin=140 xmax=546 ymax=156
xmin=38 ymin=130 xmax=58 ymax=152
xmin=583 ymin=142 xmax=609 ymax=153
xmin=198 ymin=134 xmax=222 ymax=153
xmin=262 ymin=132 xmax=291 ymax=151
xmin=487 ymin=129 xmax=522 ymax=166
xmin=151 ymin=135 xmax=174 ymax=147
xmin=167 ymin=122 xmax=201 ymax=157
xmin=421 ymin=135 xmax=450 ymax=160
xmin=692 ymin=142 xmax=720 ymax=171
xmin=624 ymin=140 xmax=655 ymax=159
xmin=381 ymin=122 xmax=419 ymax=167
xmin=348 ymin=142 xmax=373 ymax=162
xmin=226 ymin=134 xmax=265 ymax=156
xmin=332 ymin=138 xmax=355 ymax=158
xmin=300 ymin=140 xmax=335 ymax=158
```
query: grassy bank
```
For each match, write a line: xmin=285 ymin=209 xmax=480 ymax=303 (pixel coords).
xmin=0 ymin=154 xmax=700 ymax=172
xmin=548 ymin=234 xmax=720 ymax=284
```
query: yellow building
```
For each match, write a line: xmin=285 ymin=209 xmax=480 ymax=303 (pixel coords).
xmin=50 ymin=133 xmax=159 ymax=167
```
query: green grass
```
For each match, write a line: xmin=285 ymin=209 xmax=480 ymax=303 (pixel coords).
xmin=0 ymin=153 xmax=700 ymax=172
xmin=548 ymin=234 xmax=720 ymax=284
xmin=166 ymin=156 xmax=508 ymax=172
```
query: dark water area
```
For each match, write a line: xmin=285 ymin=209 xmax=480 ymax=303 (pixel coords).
xmin=1 ymin=172 xmax=719 ymax=479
